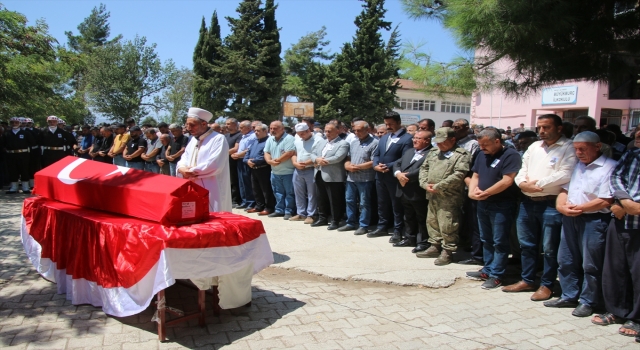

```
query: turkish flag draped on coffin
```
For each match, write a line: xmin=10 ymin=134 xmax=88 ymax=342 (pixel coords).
xmin=33 ymin=156 xmax=209 ymax=225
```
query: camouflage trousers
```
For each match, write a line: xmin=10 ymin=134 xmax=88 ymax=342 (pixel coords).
xmin=427 ymin=195 xmax=464 ymax=251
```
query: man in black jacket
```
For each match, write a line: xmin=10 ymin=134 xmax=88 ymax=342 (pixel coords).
xmin=2 ymin=117 xmax=36 ymax=194
xmin=369 ymin=111 xmax=414 ymax=241
xmin=392 ymin=130 xmax=433 ymax=252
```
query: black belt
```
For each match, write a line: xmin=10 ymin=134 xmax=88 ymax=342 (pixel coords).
xmin=42 ymin=146 xmax=65 ymax=151
xmin=253 ymin=164 xmax=270 ymax=169
xmin=527 ymin=195 xmax=558 ymax=202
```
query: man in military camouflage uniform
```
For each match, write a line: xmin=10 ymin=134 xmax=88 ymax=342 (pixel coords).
xmin=417 ymin=127 xmax=471 ymax=265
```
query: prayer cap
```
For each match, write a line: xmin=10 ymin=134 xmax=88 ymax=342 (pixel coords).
xmin=187 ymin=107 xmax=213 ymax=123
xmin=573 ymin=131 xmax=600 ymax=143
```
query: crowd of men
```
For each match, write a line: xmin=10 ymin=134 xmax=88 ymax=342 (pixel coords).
xmin=2 ymin=110 xmax=640 ymax=341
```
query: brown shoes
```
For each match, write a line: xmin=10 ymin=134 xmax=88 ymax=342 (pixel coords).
xmin=288 ymin=215 xmax=306 ymax=221
xmin=434 ymin=249 xmax=453 ymax=266
xmin=258 ymin=210 xmax=271 ymax=216
xmin=530 ymin=286 xmax=553 ymax=301
xmin=416 ymin=244 xmax=441 ymax=258
xmin=304 ymin=217 xmax=315 ymax=224
xmin=246 ymin=208 xmax=260 ymax=213
xmin=501 ymin=280 xmax=536 ymax=293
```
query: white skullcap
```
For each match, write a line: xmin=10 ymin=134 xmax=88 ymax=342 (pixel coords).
xmin=573 ymin=131 xmax=600 ymax=143
xmin=47 ymin=116 xmax=58 ymax=121
xmin=294 ymin=123 xmax=309 ymax=132
xmin=187 ymin=107 xmax=213 ymax=123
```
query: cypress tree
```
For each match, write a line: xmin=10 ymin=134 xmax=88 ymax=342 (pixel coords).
xmin=201 ymin=11 xmax=228 ymax=115
xmin=192 ymin=17 xmax=208 ymax=108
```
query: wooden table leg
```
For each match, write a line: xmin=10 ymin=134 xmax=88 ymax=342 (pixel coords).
xmin=198 ymin=290 xmax=205 ymax=326
xmin=157 ymin=290 xmax=166 ymax=341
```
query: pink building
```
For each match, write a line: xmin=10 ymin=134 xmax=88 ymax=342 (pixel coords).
xmin=472 ymin=63 xmax=640 ymax=132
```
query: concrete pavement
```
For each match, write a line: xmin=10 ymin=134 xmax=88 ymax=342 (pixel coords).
xmin=0 ymin=193 xmax=636 ymax=349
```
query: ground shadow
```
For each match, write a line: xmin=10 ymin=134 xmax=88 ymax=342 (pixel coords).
xmin=114 ymin=282 xmax=305 ymax=348
xmin=272 ymin=252 xmax=290 ymax=264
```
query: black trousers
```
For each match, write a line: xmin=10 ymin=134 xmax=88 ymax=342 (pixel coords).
xmin=315 ymin=172 xmax=345 ymax=224
xmin=251 ymin=166 xmax=275 ymax=212
xmin=229 ymin=159 xmax=242 ymax=205
xmin=41 ymin=150 xmax=66 ymax=168
xmin=28 ymin=150 xmax=40 ymax=179
xmin=401 ymin=197 xmax=428 ymax=246
xmin=602 ymin=218 xmax=640 ymax=321
xmin=461 ymin=198 xmax=482 ymax=261
xmin=6 ymin=153 xmax=29 ymax=182
xmin=376 ymin=177 xmax=404 ymax=232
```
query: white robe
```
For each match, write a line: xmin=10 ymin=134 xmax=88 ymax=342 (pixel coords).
xmin=177 ymin=131 xmax=232 ymax=213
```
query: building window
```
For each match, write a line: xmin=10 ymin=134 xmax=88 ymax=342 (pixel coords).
xmin=562 ymin=109 xmax=589 ymax=124
xmin=600 ymin=109 xmax=622 ymax=127
xmin=396 ymin=98 xmax=435 ymax=111
xmin=630 ymin=109 xmax=640 ymax=129
xmin=441 ymin=102 xmax=471 ymax=114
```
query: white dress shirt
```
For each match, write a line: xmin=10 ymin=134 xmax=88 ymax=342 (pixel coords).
xmin=515 ymin=136 xmax=577 ymax=197
xmin=562 ymin=155 xmax=617 ymax=213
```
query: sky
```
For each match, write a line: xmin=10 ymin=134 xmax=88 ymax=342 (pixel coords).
xmin=5 ymin=0 xmax=466 ymax=69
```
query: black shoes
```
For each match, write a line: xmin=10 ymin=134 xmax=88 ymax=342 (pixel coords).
xmin=457 ymin=258 xmax=483 ymax=266
xmin=268 ymin=212 xmax=285 ymax=218
xmin=327 ymin=223 xmax=340 ymax=230
xmin=572 ymin=304 xmax=593 ymax=317
xmin=543 ymin=298 xmax=579 ymax=308
xmin=354 ymin=227 xmax=369 ymax=235
xmin=393 ymin=238 xmax=416 ymax=247
xmin=412 ymin=245 xmax=428 ymax=253
xmin=337 ymin=224 xmax=356 ymax=232
xmin=310 ymin=218 xmax=329 ymax=227
xmin=366 ymin=228 xmax=388 ymax=238
xmin=481 ymin=278 xmax=502 ymax=289
xmin=388 ymin=233 xmax=402 ymax=244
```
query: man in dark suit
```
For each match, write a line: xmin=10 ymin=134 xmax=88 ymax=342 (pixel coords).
xmin=392 ymin=130 xmax=433 ymax=252
xmin=369 ymin=111 xmax=414 ymax=241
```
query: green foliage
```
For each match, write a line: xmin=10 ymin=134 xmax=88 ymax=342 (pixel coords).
xmin=282 ymin=26 xmax=334 ymax=101
xmin=400 ymin=0 xmax=640 ymax=96
xmin=220 ymin=0 xmax=283 ymax=121
xmin=0 ymin=5 xmax=56 ymax=118
xmin=140 ymin=115 xmax=157 ymax=126
xmin=84 ymin=36 xmax=177 ymax=122
xmin=192 ymin=12 xmax=229 ymax=116
xmin=155 ymin=67 xmax=193 ymax=124
xmin=315 ymin=0 xmax=400 ymax=123
xmin=65 ymin=3 xmax=121 ymax=54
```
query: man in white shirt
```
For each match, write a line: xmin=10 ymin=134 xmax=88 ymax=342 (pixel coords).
xmin=291 ymin=123 xmax=320 ymax=223
xmin=543 ymin=131 xmax=616 ymax=317
xmin=502 ymin=114 xmax=577 ymax=301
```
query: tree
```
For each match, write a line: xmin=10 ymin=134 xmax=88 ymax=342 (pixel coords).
xmin=84 ymin=36 xmax=177 ymax=122
xmin=0 ymin=5 xmax=57 ymax=118
xmin=192 ymin=11 xmax=228 ymax=115
xmin=251 ymin=0 xmax=283 ymax=120
xmin=400 ymin=0 xmax=640 ymax=96
xmin=65 ymin=3 xmax=121 ymax=53
xmin=282 ymin=26 xmax=334 ymax=102
xmin=155 ymin=67 xmax=193 ymax=124
xmin=400 ymin=42 xmax=486 ymax=97
xmin=139 ymin=116 xmax=157 ymax=126
xmin=316 ymin=0 xmax=400 ymax=123
xmin=221 ymin=0 xmax=283 ymax=121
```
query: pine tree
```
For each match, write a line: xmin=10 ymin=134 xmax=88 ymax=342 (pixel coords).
xmin=222 ymin=0 xmax=264 ymax=120
xmin=253 ymin=0 xmax=283 ymax=120
xmin=317 ymin=0 xmax=400 ymax=123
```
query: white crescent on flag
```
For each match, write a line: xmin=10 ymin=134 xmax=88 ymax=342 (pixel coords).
xmin=57 ymin=158 xmax=88 ymax=185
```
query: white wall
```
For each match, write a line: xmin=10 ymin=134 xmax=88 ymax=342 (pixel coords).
xmin=394 ymin=89 xmax=473 ymax=126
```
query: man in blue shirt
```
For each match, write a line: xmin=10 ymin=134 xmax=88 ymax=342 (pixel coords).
xmin=232 ymin=121 xmax=257 ymax=210
xmin=264 ymin=121 xmax=296 ymax=219
xmin=244 ymin=123 xmax=275 ymax=215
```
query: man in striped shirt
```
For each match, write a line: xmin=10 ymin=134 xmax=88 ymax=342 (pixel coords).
xmin=596 ymin=129 xmax=640 ymax=336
